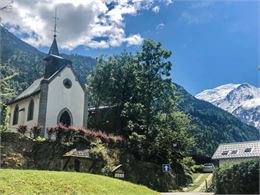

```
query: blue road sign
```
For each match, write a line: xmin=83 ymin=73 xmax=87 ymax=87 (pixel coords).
xmin=162 ymin=164 xmax=171 ymax=173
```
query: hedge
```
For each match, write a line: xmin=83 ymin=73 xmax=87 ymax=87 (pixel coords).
xmin=214 ymin=159 xmax=259 ymax=194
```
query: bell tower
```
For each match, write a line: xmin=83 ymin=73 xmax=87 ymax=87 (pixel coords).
xmin=43 ymin=9 xmax=71 ymax=78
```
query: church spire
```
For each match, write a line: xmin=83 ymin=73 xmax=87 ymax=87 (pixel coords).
xmin=48 ymin=8 xmax=59 ymax=56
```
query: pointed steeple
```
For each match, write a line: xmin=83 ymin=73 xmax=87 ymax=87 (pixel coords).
xmin=43 ymin=8 xmax=72 ymax=79
xmin=48 ymin=36 xmax=59 ymax=56
xmin=48 ymin=8 xmax=59 ymax=56
xmin=43 ymin=8 xmax=63 ymax=78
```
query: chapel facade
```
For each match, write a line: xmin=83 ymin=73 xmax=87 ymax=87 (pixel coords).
xmin=7 ymin=34 xmax=88 ymax=137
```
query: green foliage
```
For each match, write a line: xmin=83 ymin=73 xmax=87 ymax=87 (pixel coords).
xmin=214 ymin=159 xmax=259 ymax=194
xmin=0 ymin=65 xmax=17 ymax=131
xmin=89 ymin=39 xmax=192 ymax=164
xmin=89 ymin=138 xmax=120 ymax=175
xmin=192 ymin=164 xmax=204 ymax=173
xmin=182 ymin=157 xmax=195 ymax=174
xmin=180 ymin=157 xmax=195 ymax=185
xmin=33 ymin=136 xmax=46 ymax=142
xmin=174 ymin=83 xmax=259 ymax=157
xmin=31 ymin=125 xmax=43 ymax=139
xmin=121 ymin=154 xmax=177 ymax=191
xmin=89 ymin=39 xmax=193 ymax=188
xmin=0 ymin=105 xmax=10 ymax=132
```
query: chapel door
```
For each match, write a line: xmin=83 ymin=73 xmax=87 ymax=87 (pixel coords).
xmin=59 ymin=111 xmax=71 ymax=126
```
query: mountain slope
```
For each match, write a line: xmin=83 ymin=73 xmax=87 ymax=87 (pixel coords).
xmin=0 ymin=26 xmax=95 ymax=95
xmin=196 ymin=83 xmax=260 ymax=129
xmin=1 ymin=26 xmax=258 ymax=158
xmin=175 ymin=83 xmax=259 ymax=157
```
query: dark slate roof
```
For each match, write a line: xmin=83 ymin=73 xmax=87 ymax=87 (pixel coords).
xmin=212 ymin=140 xmax=260 ymax=160
xmin=7 ymin=77 xmax=43 ymax=105
xmin=7 ymin=65 xmax=86 ymax=105
xmin=48 ymin=36 xmax=59 ymax=56
xmin=63 ymin=148 xmax=91 ymax=159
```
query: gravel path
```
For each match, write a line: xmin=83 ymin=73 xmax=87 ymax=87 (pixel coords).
xmin=193 ymin=174 xmax=213 ymax=192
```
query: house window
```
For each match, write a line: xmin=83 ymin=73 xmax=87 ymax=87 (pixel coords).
xmin=244 ymin=148 xmax=252 ymax=153
xmin=13 ymin=105 xmax=19 ymax=125
xmin=27 ymin=100 xmax=34 ymax=121
xmin=231 ymin=150 xmax=238 ymax=154
xmin=221 ymin=151 xmax=229 ymax=155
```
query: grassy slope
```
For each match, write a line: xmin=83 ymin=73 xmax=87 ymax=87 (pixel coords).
xmin=0 ymin=169 xmax=159 ymax=195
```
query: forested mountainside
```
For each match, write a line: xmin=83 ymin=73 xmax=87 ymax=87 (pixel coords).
xmin=196 ymin=83 xmax=260 ymax=130
xmin=0 ymin=26 xmax=95 ymax=95
xmin=1 ymin=26 xmax=258 ymax=158
xmin=175 ymin=83 xmax=259 ymax=157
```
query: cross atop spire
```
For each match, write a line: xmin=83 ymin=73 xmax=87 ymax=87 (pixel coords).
xmin=48 ymin=8 xmax=59 ymax=56
xmin=53 ymin=8 xmax=58 ymax=38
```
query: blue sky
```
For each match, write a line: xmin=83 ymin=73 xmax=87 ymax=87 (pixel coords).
xmin=68 ymin=1 xmax=259 ymax=95
xmin=5 ymin=0 xmax=259 ymax=95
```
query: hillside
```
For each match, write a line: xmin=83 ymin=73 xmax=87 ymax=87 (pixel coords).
xmin=196 ymin=83 xmax=260 ymax=129
xmin=1 ymin=26 xmax=259 ymax=159
xmin=0 ymin=26 xmax=95 ymax=95
xmin=175 ymin=83 xmax=259 ymax=157
xmin=0 ymin=169 xmax=158 ymax=195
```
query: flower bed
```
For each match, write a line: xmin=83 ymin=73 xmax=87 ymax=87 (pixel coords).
xmin=47 ymin=123 xmax=123 ymax=143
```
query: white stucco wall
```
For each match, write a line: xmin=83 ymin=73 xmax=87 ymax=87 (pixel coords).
xmin=45 ymin=67 xmax=85 ymax=133
xmin=219 ymin=157 xmax=258 ymax=167
xmin=8 ymin=94 xmax=40 ymax=132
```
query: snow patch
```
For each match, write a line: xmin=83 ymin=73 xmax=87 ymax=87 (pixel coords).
xmin=196 ymin=83 xmax=260 ymax=129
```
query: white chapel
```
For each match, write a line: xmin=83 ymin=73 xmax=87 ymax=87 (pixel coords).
xmin=7 ymin=33 xmax=88 ymax=137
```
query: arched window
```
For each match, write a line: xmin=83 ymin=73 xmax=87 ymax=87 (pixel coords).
xmin=13 ymin=105 xmax=19 ymax=125
xmin=27 ymin=100 xmax=34 ymax=121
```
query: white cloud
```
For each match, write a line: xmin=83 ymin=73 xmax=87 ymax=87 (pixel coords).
xmin=162 ymin=0 xmax=173 ymax=6
xmin=189 ymin=1 xmax=216 ymax=9
xmin=156 ymin=23 xmax=165 ymax=31
xmin=1 ymin=0 xmax=171 ymax=50
xmin=180 ymin=12 xmax=213 ymax=25
xmin=125 ymin=34 xmax=143 ymax=46
xmin=180 ymin=12 xmax=200 ymax=24
xmin=152 ymin=6 xmax=160 ymax=14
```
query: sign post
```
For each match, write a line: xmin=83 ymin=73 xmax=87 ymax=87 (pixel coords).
xmin=162 ymin=164 xmax=171 ymax=173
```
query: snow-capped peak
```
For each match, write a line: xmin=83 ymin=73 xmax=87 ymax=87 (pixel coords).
xmin=196 ymin=83 xmax=240 ymax=104
xmin=196 ymin=83 xmax=260 ymax=129
xmin=242 ymin=98 xmax=260 ymax=109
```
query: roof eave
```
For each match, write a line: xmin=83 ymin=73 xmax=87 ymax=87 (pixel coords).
xmin=6 ymin=90 xmax=41 ymax=105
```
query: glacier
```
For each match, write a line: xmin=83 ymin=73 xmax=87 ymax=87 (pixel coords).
xmin=196 ymin=83 xmax=260 ymax=129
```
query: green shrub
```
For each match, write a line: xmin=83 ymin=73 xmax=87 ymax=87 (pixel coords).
xmin=192 ymin=164 xmax=204 ymax=173
xmin=181 ymin=157 xmax=195 ymax=184
xmin=33 ymin=136 xmax=46 ymax=142
xmin=214 ymin=159 xmax=259 ymax=194
xmin=89 ymin=138 xmax=120 ymax=175
xmin=31 ymin=125 xmax=42 ymax=139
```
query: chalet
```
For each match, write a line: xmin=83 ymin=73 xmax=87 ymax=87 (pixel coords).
xmin=212 ymin=140 xmax=260 ymax=166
